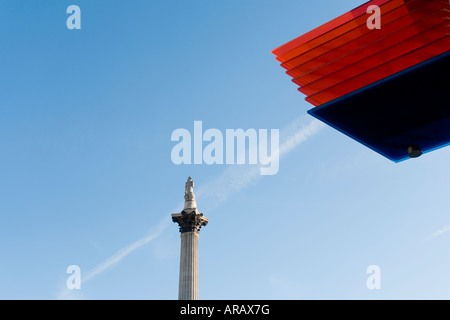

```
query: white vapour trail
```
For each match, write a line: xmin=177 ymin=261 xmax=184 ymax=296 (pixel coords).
xmin=195 ymin=117 xmax=325 ymax=211
xmin=278 ymin=117 xmax=325 ymax=156
xmin=82 ymin=216 xmax=172 ymax=283
xmin=57 ymin=214 xmax=174 ymax=300
xmin=70 ymin=116 xmax=324 ymax=287
xmin=432 ymin=225 xmax=450 ymax=237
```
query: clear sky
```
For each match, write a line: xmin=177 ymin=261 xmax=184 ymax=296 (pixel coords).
xmin=1 ymin=0 xmax=449 ymax=300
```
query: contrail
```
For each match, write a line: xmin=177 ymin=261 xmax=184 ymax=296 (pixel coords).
xmin=56 ymin=212 xmax=175 ymax=299
xmin=279 ymin=117 xmax=325 ymax=156
xmin=431 ymin=225 xmax=450 ymax=237
xmin=60 ymin=116 xmax=324 ymax=295
xmin=82 ymin=216 xmax=172 ymax=283
xmin=195 ymin=117 xmax=325 ymax=211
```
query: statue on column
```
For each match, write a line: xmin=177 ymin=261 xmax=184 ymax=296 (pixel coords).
xmin=185 ymin=176 xmax=195 ymax=201
xmin=183 ymin=177 xmax=197 ymax=211
xmin=172 ymin=176 xmax=208 ymax=233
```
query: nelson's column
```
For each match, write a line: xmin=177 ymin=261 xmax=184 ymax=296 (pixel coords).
xmin=171 ymin=177 xmax=208 ymax=300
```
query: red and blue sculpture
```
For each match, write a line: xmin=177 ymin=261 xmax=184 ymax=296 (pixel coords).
xmin=272 ymin=0 xmax=450 ymax=161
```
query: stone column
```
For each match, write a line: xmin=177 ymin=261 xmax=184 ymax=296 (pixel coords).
xmin=172 ymin=177 xmax=208 ymax=300
xmin=178 ymin=231 xmax=199 ymax=299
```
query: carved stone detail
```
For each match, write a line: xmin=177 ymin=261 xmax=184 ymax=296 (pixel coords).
xmin=172 ymin=210 xmax=208 ymax=234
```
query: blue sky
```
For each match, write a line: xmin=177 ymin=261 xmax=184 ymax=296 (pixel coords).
xmin=1 ymin=0 xmax=449 ymax=300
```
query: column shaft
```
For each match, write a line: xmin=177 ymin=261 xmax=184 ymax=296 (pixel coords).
xmin=178 ymin=232 xmax=199 ymax=300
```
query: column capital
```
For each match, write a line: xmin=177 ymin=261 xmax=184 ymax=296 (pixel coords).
xmin=172 ymin=209 xmax=208 ymax=234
